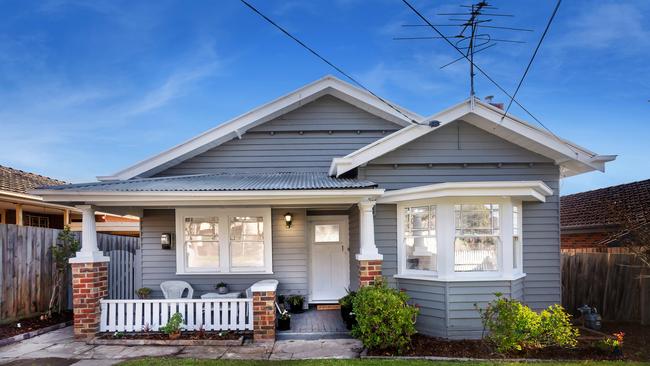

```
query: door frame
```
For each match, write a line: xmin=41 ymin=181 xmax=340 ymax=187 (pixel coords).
xmin=307 ymin=215 xmax=350 ymax=304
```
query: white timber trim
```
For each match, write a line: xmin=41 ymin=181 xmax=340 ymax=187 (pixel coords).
xmin=250 ymin=279 xmax=279 ymax=293
xmin=355 ymin=199 xmax=383 ymax=261
xmin=329 ymin=97 xmax=615 ymax=177
xmin=97 ymin=75 xmax=422 ymax=181
xmin=377 ymin=181 xmax=553 ymax=204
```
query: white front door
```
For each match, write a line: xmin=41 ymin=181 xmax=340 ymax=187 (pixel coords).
xmin=308 ymin=216 xmax=350 ymax=303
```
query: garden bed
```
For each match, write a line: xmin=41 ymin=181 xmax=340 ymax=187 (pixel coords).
xmin=92 ymin=330 xmax=245 ymax=346
xmin=0 ymin=311 xmax=72 ymax=345
xmin=366 ymin=333 xmax=636 ymax=361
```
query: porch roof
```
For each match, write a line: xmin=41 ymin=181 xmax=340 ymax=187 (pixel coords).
xmin=33 ymin=172 xmax=378 ymax=193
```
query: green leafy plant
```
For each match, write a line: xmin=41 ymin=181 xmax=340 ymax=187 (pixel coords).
xmin=160 ymin=312 xmax=183 ymax=338
xmin=136 ymin=287 xmax=152 ymax=299
xmin=112 ymin=331 xmax=124 ymax=339
xmin=596 ymin=332 xmax=625 ymax=354
xmin=47 ymin=226 xmax=81 ymax=318
xmin=351 ymin=278 xmax=419 ymax=353
xmin=478 ymin=293 xmax=579 ymax=353
xmin=339 ymin=290 xmax=357 ymax=329
xmin=287 ymin=295 xmax=304 ymax=313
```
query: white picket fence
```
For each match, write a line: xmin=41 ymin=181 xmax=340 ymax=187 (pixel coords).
xmin=99 ymin=298 xmax=253 ymax=332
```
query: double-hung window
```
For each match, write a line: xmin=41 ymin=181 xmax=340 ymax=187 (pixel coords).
xmin=402 ymin=205 xmax=437 ymax=273
xmin=454 ymin=204 xmax=500 ymax=272
xmin=176 ymin=208 xmax=272 ymax=274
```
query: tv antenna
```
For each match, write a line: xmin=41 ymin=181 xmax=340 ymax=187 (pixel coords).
xmin=395 ymin=1 xmax=532 ymax=98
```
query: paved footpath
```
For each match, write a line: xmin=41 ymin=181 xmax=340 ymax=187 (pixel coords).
xmin=0 ymin=327 xmax=363 ymax=365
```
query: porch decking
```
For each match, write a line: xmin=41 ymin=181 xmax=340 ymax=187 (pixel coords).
xmin=277 ymin=308 xmax=350 ymax=340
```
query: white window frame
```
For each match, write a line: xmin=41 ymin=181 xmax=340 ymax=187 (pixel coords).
xmin=396 ymin=197 xmax=525 ymax=282
xmin=398 ymin=205 xmax=438 ymax=276
xmin=175 ymin=207 xmax=273 ymax=275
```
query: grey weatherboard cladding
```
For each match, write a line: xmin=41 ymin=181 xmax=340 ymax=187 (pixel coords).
xmin=137 ymin=96 xmax=562 ymax=339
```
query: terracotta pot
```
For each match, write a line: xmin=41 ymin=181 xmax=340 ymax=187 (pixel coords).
xmin=169 ymin=331 xmax=181 ymax=340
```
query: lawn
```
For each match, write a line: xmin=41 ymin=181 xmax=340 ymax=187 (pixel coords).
xmin=119 ymin=359 xmax=650 ymax=366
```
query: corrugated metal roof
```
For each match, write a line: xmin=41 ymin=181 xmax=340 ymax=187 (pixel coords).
xmin=38 ymin=172 xmax=377 ymax=192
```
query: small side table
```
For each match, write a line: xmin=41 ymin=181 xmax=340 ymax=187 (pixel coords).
xmin=200 ymin=292 xmax=241 ymax=299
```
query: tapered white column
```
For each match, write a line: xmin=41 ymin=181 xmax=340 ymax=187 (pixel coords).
xmin=355 ymin=200 xmax=383 ymax=261
xmin=69 ymin=205 xmax=109 ymax=263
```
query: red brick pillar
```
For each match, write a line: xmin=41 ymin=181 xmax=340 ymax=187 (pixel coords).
xmin=71 ymin=261 xmax=108 ymax=339
xmin=251 ymin=279 xmax=278 ymax=342
xmin=359 ymin=260 xmax=383 ymax=287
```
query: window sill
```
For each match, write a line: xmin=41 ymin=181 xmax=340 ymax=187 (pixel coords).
xmin=175 ymin=271 xmax=274 ymax=276
xmin=394 ymin=272 xmax=526 ymax=282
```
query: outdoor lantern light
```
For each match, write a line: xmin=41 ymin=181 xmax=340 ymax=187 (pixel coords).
xmin=161 ymin=233 xmax=174 ymax=250
xmin=284 ymin=212 xmax=293 ymax=229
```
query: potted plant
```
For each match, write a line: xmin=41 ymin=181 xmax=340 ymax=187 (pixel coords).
xmin=135 ymin=287 xmax=152 ymax=299
xmin=215 ymin=282 xmax=228 ymax=294
xmin=277 ymin=310 xmax=291 ymax=331
xmin=287 ymin=295 xmax=304 ymax=313
xmin=160 ymin=312 xmax=183 ymax=340
xmin=597 ymin=332 xmax=625 ymax=357
xmin=338 ymin=290 xmax=357 ymax=330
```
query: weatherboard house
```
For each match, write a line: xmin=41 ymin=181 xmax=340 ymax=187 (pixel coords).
xmin=34 ymin=76 xmax=615 ymax=341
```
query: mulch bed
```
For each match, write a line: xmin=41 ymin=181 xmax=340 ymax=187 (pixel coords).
xmin=367 ymin=332 xmax=638 ymax=361
xmin=0 ymin=311 xmax=72 ymax=340
xmin=96 ymin=330 xmax=243 ymax=341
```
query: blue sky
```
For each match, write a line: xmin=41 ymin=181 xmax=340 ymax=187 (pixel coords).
xmin=1 ymin=0 xmax=648 ymax=195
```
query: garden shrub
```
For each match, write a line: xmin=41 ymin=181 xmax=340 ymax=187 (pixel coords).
xmin=479 ymin=293 xmax=578 ymax=353
xmin=351 ymin=278 xmax=418 ymax=353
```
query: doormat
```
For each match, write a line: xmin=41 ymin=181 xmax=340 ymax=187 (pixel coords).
xmin=316 ymin=304 xmax=341 ymax=310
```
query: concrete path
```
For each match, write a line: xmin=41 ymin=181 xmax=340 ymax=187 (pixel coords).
xmin=0 ymin=327 xmax=363 ymax=365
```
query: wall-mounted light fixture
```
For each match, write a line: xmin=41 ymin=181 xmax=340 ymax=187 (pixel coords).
xmin=284 ymin=212 xmax=293 ymax=229
xmin=161 ymin=233 xmax=174 ymax=250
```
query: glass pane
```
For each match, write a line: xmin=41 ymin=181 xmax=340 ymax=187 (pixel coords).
xmin=403 ymin=205 xmax=437 ymax=271
xmin=454 ymin=236 xmax=499 ymax=272
xmin=184 ymin=217 xmax=219 ymax=240
xmin=513 ymin=236 xmax=520 ymax=269
xmin=230 ymin=217 xmax=264 ymax=241
xmin=455 ymin=204 xmax=500 ymax=235
xmin=314 ymin=224 xmax=340 ymax=242
xmin=186 ymin=240 xmax=219 ymax=269
xmin=404 ymin=235 xmax=437 ymax=271
xmin=513 ymin=206 xmax=519 ymax=236
xmin=231 ymin=240 xmax=265 ymax=268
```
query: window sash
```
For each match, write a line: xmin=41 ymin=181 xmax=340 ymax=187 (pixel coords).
xmin=175 ymin=208 xmax=271 ymax=274
xmin=402 ymin=205 xmax=438 ymax=273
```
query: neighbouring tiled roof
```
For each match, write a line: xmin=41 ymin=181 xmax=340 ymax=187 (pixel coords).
xmin=560 ymin=178 xmax=650 ymax=229
xmin=37 ymin=172 xmax=378 ymax=192
xmin=0 ymin=165 xmax=67 ymax=195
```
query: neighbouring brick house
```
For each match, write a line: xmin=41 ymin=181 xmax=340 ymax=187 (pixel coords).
xmin=560 ymin=178 xmax=650 ymax=250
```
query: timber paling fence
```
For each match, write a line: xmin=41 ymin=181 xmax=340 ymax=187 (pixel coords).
xmin=0 ymin=224 xmax=139 ymax=324
xmin=561 ymin=248 xmax=650 ymax=324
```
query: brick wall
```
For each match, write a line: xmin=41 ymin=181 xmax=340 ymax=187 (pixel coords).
xmin=561 ymin=231 xmax=610 ymax=249
xmin=252 ymin=290 xmax=276 ymax=342
xmin=359 ymin=259 xmax=383 ymax=287
xmin=71 ymin=262 xmax=108 ymax=339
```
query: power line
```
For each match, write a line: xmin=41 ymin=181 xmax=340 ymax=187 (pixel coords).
xmin=240 ymin=0 xmax=424 ymax=125
xmin=401 ymin=0 xmax=587 ymax=157
xmin=501 ymin=0 xmax=561 ymax=119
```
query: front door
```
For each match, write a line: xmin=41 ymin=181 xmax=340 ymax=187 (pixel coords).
xmin=308 ymin=216 xmax=350 ymax=303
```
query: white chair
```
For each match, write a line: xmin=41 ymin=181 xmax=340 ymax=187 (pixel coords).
xmin=160 ymin=281 xmax=194 ymax=299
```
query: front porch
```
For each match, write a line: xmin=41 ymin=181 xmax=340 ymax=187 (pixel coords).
xmin=277 ymin=307 xmax=349 ymax=340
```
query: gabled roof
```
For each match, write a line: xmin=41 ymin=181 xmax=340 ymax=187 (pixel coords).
xmin=329 ymin=98 xmax=616 ymax=177
xmin=561 ymin=178 xmax=650 ymax=229
xmin=98 ymin=76 xmax=422 ymax=181
xmin=0 ymin=165 xmax=66 ymax=195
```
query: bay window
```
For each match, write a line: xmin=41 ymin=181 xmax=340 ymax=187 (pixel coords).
xmin=176 ymin=208 xmax=272 ymax=274
xmin=397 ymin=199 xmax=524 ymax=281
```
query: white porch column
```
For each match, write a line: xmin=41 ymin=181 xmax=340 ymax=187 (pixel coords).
xmin=355 ymin=200 xmax=382 ymax=261
xmin=69 ymin=205 xmax=109 ymax=264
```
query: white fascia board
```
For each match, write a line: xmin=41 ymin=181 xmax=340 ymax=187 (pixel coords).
xmin=0 ymin=190 xmax=79 ymax=211
xmin=377 ymin=181 xmax=553 ymax=204
xmin=98 ymin=76 xmax=421 ymax=181
xmin=330 ymin=100 xmax=472 ymax=176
